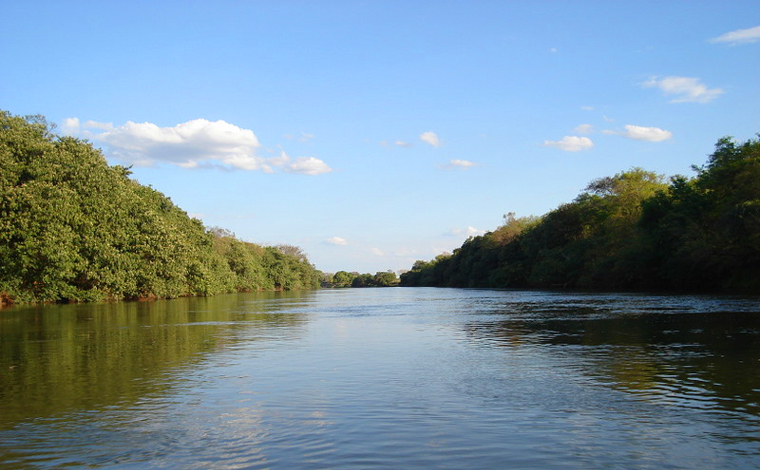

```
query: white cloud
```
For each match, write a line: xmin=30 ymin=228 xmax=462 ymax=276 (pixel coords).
xmin=62 ymin=117 xmax=113 ymax=137
xmin=710 ymin=25 xmax=760 ymax=45
xmin=580 ymin=106 xmax=594 ymax=111
xmin=604 ymin=125 xmax=672 ymax=142
xmin=395 ymin=140 xmax=413 ymax=148
xmin=284 ymin=156 xmax=332 ymax=175
xmin=643 ymin=76 xmax=724 ymax=103
xmin=573 ymin=124 xmax=593 ymax=134
xmin=61 ymin=117 xmax=81 ymax=135
xmin=543 ymin=136 xmax=594 ymax=152
xmin=441 ymin=159 xmax=478 ymax=170
xmin=420 ymin=131 xmax=441 ymax=147
xmin=266 ymin=151 xmax=291 ymax=168
xmin=62 ymin=118 xmax=332 ymax=174
xmin=326 ymin=237 xmax=348 ymax=246
xmin=370 ymin=247 xmax=385 ymax=256
xmin=451 ymin=226 xmax=486 ymax=237
xmin=85 ymin=118 xmax=263 ymax=168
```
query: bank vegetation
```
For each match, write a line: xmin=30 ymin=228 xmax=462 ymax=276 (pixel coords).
xmin=401 ymin=135 xmax=760 ymax=294
xmin=0 ymin=111 xmax=320 ymax=306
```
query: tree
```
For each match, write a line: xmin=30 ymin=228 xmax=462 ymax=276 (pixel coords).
xmin=332 ymin=271 xmax=353 ymax=287
xmin=372 ymin=271 xmax=397 ymax=287
xmin=638 ymin=135 xmax=760 ymax=291
xmin=276 ymin=244 xmax=308 ymax=262
xmin=492 ymin=212 xmax=540 ymax=245
xmin=351 ymin=273 xmax=373 ymax=287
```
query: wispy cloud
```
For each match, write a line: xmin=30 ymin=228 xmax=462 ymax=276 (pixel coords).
xmin=604 ymin=125 xmax=672 ymax=142
xmin=542 ymin=136 xmax=594 ymax=152
xmin=643 ymin=76 xmax=724 ymax=103
xmin=326 ymin=237 xmax=348 ymax=246
xmin=420 ymin=131 xmax=441 ymax=147
xmin=62 ymin=118 xmax=332 ymax=174
xmin=284 ymin=132 xmax=315 ymax=142
xmin=395 ymin=140 xmax=413 ymax=148
xmin=573 ymin=124 xmax=593 ymax=135
xmin=710 ymin=25 xmax=760 ymax=45
xmin=440 ymin=159 xmax=478 ymax=170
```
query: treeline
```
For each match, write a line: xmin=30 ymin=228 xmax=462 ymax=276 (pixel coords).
xmin=401 ymin=135 xmax=760 ymax=294
xmin=0 ymin=111 xmax=320 ymax=306
xmin=325 ymin=270 xmax=398 ymax=288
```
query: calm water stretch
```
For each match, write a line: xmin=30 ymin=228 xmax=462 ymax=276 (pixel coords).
xmin=1 ymin=288 xmax=759 ymax=469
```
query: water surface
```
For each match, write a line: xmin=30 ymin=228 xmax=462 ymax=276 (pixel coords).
xmin=1 ymin=288 xmax=759 ymax=469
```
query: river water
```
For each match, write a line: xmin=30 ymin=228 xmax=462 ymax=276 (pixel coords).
xmin=1 ymin=287 xmax=759 ymax=469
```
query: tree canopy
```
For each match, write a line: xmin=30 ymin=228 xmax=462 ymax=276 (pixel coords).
xmin=401 ymin=135 xmax=760 ymax=294
xmin=0 ymin=111 xmax=320 ymax=306
xmin=325 ymin=270 xmax=398 ymax=288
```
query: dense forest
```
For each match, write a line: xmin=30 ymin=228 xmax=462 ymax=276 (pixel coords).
xmin=401 ymin=135 xmax=760 ymax=294
xmin=0 ymin=111 xmax=320 ymax=306
xmin=325 ymin=270 xmax=399 ymax=288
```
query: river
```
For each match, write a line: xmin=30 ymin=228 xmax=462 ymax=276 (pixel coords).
xmin=1 ymin=287 xmax=759 ymax=469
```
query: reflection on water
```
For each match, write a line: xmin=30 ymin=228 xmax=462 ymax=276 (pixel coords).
xmin=1 ymin=288 xmax=759 ymax=469
xmin=460 ymin=291 xmax=760 ymax=421
xmin=0 ymin=292 xmax=312 ymax=428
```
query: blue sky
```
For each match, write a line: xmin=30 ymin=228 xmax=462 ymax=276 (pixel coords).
xmin=2 ymin=1 xmax=759 ymax=274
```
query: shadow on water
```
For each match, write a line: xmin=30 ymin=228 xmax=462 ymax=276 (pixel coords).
xmin=0 ymin=291 xmax=314 ymax=430
xmin=460 ymin=291 xmax=760 ymax=420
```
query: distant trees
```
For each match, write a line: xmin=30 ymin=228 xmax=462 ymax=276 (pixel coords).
xmin=325 ymin=270 xmax=398 ymax=288
xmin=350 ymin=271 xmax=398 ymax=287
xmin=401 ymin=135 xmax=760 ymax=294
xmin=351 ymin=273 xmax=374 ymax=287
xmin=0 ymin=111 xmax=320 ymax=306
xmin=331 ymin=271 xmax=354 ymax=287
xmin=372 ymin=271 xmax=398 ymax=287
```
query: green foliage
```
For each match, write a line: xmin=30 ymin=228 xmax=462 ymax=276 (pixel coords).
xmin=0 ymin=111 xmax=320 ymax=305
xmin=331 ymin=271 xmax=354 ymax=287
xmin=351 ymin=273 xmax=375 ymax=288
xmin=638 ymin=135 xmax=760 ymax=291
xmin=372 ymin=271 xmax=398 ymax=287
xmin=401 ymin=138 xmax=760 ymax=294
xmin=322 ymin=270 xmax=399 ymax=288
